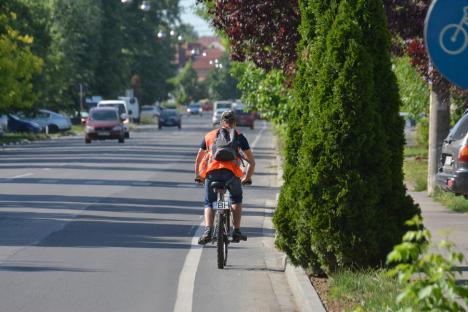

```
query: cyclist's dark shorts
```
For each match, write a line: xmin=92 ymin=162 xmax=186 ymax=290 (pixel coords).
xmin=204 ymin=169 xmax=242 ymax=209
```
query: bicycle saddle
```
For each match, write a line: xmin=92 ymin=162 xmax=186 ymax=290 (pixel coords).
xmin=211 ymin=181 xmax=226 ymax=190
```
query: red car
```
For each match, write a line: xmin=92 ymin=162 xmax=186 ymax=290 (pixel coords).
xmin=235 ymin=109 xmax=255 ymax=130
xmin=85 ymin=107 xmax=125 ymax=144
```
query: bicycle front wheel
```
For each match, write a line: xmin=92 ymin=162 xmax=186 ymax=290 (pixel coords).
xmin=216 ymin=213 xmax=225 ymax=269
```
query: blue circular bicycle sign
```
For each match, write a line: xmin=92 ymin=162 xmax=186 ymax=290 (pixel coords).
xmin=425 ymin=0 xmax=468 ymax=89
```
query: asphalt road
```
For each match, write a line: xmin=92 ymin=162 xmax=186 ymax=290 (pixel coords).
xmin=0 ymin=114 xmax=296 ymax=312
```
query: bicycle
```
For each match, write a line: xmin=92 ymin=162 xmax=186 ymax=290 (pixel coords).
xmin=439 ymin=6 xmax=468 ymax=55
xmin=196 ymin=177 xmax=250 ymax=269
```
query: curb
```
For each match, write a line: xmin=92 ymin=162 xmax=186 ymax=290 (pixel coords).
xmin=285 ymin=263 xmax=326 ymax=312
xmin=272 ymin=135 xmax=326 ymax=312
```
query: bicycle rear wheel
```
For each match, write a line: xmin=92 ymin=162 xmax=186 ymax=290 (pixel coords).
xmin=223 ymin=211 xmax=230 ymax=266
xmin=216 ymin=213 xmax=225 ymax=269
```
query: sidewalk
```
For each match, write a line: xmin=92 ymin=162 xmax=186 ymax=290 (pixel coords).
xmin=409 ymin=191 xmax=468 ymax=283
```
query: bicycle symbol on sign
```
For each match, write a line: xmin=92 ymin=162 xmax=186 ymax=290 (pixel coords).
xmin=439 ymin=6 xmax=468 ymax=55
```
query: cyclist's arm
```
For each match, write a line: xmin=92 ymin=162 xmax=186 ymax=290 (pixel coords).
xmin=195 ymin=148 xmax=206 ymax=177
xmin=242 ymin=149 xmax=255 ymax=181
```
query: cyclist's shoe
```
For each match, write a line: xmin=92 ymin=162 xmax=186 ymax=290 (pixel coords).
xmin=198 ymin=227 xmax=212 ymax=245
xmin=231 ymin=229 xmax=247 ymax=243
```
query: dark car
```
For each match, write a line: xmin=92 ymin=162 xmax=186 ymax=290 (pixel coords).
xmin=7 ymin=115 xmax=42 ymax=133
xmin=235 ymin=109 xmax=255 ymax=130
xmin=84 ymin=107 xmax=125 ymax=144
xmin=158 ymin=109 xmax=181 ymax=129
xmin=436 ymin=112 xmax=468 ymax=196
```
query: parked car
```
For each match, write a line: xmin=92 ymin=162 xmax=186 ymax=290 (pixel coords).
xmin=7 ymin=115 xmax=42 ymax=133
xmin=18 ymin=109 xmax=72 ymax=133
xmin=97 ymin=100 xmax=130 ymax=138
xmin=187 ymin=103 xmax=203 ymax=115
xmin=212 ymin=108 xmax=229 ymax=126
xmin=235 ymin=109 xmax=255 ymax=129
xmin=158 ymin=109 xmax=181 ymax=129
xmin=436 ymin=112 xmax=468 ymax=197
xmin=84 ymin=107 xmax=126 ymax=144
xmin=140 ymin=105 xmax=160 ymax=120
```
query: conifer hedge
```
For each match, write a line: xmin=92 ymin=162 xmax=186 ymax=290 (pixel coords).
xmin=273 ymin=0 xmax=420 ymax=274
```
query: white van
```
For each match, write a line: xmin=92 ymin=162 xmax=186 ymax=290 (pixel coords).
xmin=97 ymin=100 xmax=130 ymax=138
xmin=118 ymin=96 xmax=140 ymax=123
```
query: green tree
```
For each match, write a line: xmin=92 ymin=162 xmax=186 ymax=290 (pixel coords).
xmin=169 ymin=61 xmax=205 ymax=104
xmin=0 ymin=12 xmax=42 ymax=114
xmin=43 ymin=0 xmax=103 ymax=111
xmin=274 ymin=0 xmax=419 ymax=273
xmin=231 ymin=61 xmax=290 ymax=123
xmin=205 ymin=54 xmax=240 ymax=101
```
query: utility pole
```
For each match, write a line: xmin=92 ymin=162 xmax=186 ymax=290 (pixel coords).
xmin=427 ymin=77 xmax=451 ymax=195
xmin=79 ymin=83 xmax=84 ymax=112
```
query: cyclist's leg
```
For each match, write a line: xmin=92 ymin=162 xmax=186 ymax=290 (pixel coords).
xmin=203 ymin=176 xmax=216 ymax=227
xmin=227 ymin=177 xmax=243 ymax=229
xmin=199 ymin=176 xmax=217 ymax=245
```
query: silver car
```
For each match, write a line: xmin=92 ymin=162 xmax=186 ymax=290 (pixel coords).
xmin=19 ymin=109 xmax=72 ymax=133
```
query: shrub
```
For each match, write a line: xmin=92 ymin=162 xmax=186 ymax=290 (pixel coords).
xmin=387 ymin=215 xmax=468 ymax=310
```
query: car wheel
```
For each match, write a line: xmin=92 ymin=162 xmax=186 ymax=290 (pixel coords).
xmin=118 ymin=136 xmax=125 ymax=143
xmin=178 ymin=123 xmax=181 ymax=130
xmin=48 ymin=124 xmax=59 ymax=134
xmin=85 ymin=137 xmax=91 ymax=144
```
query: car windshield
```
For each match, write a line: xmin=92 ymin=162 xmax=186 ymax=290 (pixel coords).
xmin=189 ymin=104 xmax=200 ymax=108
xmin=142 ymin=106 xmax=153 ymax=111
xmin=217 ymin=103 xmax=231 ymax=109
xmin=91 ymin=110 xmax=118 ymax=121
xmin=100 ymin=104 xmax=125 ymax=115
xmin=162 ymin=110 xmax=177 ymax=116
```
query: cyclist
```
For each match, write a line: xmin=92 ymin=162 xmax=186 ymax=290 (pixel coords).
xmin=195 ymin=110 xmax=256 ymax=245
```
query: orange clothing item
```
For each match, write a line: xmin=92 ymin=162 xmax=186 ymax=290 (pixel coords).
xmin=198 ymin=129 xmax=244 ymax=179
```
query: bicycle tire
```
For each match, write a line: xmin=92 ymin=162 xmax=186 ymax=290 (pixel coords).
xmin=224 ymin=210 xmax=230 ymax=266
xmin=217 ymin=213 xmax=225 ymax=269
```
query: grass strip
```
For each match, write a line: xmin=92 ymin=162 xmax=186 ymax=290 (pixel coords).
xmin=403 ymin=157 xmax=428 ymax=191
xmin=328 ymin=269 xmax=411 ymax=311
xmin=432 ymin=188 xmax=468 ymax=213
xmin=0 ymin=132 xmax=49 ymax=144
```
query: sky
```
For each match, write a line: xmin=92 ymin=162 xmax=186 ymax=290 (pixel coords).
xmin=179 ymin=0 xmax=214 ymax=37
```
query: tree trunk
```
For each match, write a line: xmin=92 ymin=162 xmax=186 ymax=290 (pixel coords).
xmin=427 ymin=77 xmax=451 ymax=195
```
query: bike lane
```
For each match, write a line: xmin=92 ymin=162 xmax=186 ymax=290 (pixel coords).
xmin=187 ymin=123 xmax=297 ymax=312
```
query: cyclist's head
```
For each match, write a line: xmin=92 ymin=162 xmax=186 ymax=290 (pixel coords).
xmin=220 ymin=110 xmax=236 ymax=128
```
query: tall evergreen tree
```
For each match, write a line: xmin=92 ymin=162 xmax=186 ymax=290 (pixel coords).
xmin=275 ymin=0 xmax=420 ymax=273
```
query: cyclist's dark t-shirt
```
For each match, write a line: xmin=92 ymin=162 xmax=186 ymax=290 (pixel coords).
xmin=200 ymin=131 xmax=250 ymax=151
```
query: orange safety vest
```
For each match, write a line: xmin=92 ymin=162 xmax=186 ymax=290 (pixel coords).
xmin=198 ymin=128 xmax=244 ymax=179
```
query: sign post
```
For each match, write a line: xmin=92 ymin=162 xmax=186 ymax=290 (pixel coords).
xmin=425 ymin=1 xmax=468 ymax=89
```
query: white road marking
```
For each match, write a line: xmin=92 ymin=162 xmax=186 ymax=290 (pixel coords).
xmin=11 ymin=173 xmax=33 ymax=179
xmin=173 ymin=121 xmax=267 ymax=312
xmin=173 ymin=224 xmax=203 ymax=312
xmin=251 ymin=121 xmax=267 ymax=150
